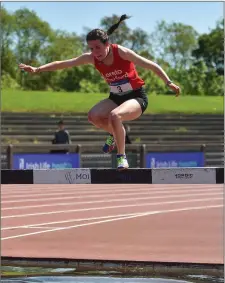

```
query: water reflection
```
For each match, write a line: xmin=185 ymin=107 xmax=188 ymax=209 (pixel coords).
xmin=1 ymin=266 xmax=223 ymax=283
xmin=1 ymin=276 xmax=193 ymax=283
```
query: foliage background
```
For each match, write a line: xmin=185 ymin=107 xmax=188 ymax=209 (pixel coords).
xmin=1 ymin=7 xmax=224 ymax=96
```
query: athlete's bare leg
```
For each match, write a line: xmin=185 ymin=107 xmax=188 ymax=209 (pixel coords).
xmin=87 ymin=98 xmax=117 ymax=133
xmin=108 ymin=99 xmax=142 ymax=155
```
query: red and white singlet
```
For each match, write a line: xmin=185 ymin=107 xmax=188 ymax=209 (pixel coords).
xmin=94 ymin=44 xmax=145 ymax=94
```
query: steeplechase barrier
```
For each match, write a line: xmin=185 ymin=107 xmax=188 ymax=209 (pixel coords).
xmin=1 ymin=167 xmax=224 ymax=184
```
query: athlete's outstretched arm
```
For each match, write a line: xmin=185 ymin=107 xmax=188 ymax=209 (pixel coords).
xmin=19 ymin=53 xmax=93 ymax=73
xmin=118 ymin=45 xmax=180 ymax=95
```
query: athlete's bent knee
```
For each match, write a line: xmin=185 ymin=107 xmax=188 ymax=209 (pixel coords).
xmin=88 ymin=111 xmax=98 ymax=124
xmin=88 ymin=111 xmax=108 ymax=128
xmin=109 ymin=111 xmax=121 ymax=124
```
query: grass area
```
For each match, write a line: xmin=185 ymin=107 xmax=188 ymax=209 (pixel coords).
xmin=2 ymin=89 xmax=224 ymax=114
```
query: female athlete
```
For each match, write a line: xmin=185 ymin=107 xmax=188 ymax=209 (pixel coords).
xmin=19 ymin=14 xmax=180 ymax=171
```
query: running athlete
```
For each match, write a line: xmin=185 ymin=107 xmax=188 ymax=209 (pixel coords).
xmin=19 ymin=14 xmax=180 ymax=171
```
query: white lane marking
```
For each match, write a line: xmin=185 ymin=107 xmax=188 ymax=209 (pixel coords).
xmin=2 ymin=213 xmax=142 ymax=230
xmin=3 ymin=203 xmax=223 ymax=231
xmin=2 ymin=186 xmax=155 ymax=195
xmin=2 ymin=188 xmax=222 ymax=204
xmin=1 ymin=188 xmax=175 ymax=200
xmin=2 ymin=205 xmax=222 ymax=240
xmin=3 ymin=227 xmax=55 ymax=230
xmin=2 ymin=184 xmax=220 ymax=193
xmin=2 ymin=192 xmax=223 ymax=211
xmin=3 ymin=226 xmax=74 ymax=230
xmin=2 ymin=189 xmax=151 ymax=199
xmin=2 ymin=185 xmax=221 ymax=198
xmin=2 ymin=197 xmax=223 ymax=219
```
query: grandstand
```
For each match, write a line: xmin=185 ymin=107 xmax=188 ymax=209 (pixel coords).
xmin=1 ymin=112 xmax=223 ymax=169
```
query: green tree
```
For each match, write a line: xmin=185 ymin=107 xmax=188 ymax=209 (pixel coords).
xmin=192 ymin=19 xmax=224 ymax=75
xmin=13 ymin=8 xmax=53 ymax=89
xmin=1 ymin=6 xmax=223 ymax=96
xmin=1 ymin=7 xmax=17 ymax=79
xmin=40 ymin=30 xmax=84 ymax=91
xmin=151 ymin=20 xmax=198 ymax=69
xmin=128 ymin=28 xmax=152 ymax=54
xmin=182 ymin=60 xmax=207 ymax=95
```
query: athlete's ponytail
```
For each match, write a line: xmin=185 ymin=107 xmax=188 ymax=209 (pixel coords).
xmin=106 ymin=14 xmax=131 ymax=36
xmin=86 ymin=14 xmax=131 ymax=44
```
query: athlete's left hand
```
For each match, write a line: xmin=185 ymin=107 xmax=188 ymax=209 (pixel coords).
xmin=169 ymin=83 xmax=180 ymax=97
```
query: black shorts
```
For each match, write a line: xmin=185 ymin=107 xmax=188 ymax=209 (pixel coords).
xmin=108 ymin=87 xmax=148 ymax=114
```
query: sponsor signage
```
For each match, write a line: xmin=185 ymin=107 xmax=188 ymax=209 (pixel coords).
xmin=146 ymin=152 xmax=205 ymax=168
xmin=33 ymin=169 xmax=91 ymax=184
xmin=152 ymin=167 xmax=216 ymax=184
xmin=13 ymin=153 xmax=80 ymax=169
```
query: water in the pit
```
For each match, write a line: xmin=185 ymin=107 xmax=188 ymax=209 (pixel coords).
xmin=1 ymin=266 xmax=223 ymax=283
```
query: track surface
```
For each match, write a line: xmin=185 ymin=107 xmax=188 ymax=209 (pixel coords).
xmin=2 ymin=184 xmax=223 ymax=264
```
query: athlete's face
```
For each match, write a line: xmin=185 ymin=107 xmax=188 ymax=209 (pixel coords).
xmin=87 ymin=40 xmax=109 ymax=61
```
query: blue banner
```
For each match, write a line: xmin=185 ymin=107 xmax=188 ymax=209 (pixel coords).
xmin=13 ymin=153 xmax=80 ymax=170
xmin=146 ymin=152 xmax=205 ymax=168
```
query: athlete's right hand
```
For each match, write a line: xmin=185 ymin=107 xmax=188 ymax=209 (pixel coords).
xmin=19 ymin=63 xmax=38 ymax=73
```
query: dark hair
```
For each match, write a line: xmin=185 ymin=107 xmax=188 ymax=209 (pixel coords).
xmin=86 ymin=14 xmax=131 ymax=44
xmin=58 ymin=119 xmax=64 ymax=125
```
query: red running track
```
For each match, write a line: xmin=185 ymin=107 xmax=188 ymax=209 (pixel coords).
xmin=1 ymin=184 xmax=223 ymax=264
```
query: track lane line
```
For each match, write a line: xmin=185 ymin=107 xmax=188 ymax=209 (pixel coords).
xmin=2 ymin=192 xmax=223 ymax=211
xmin=2 ymin=188 xmax=222 ymax=204
xmin=2 ymin=186 xmax=222 ymax=198
xmin=2 ymin=205 xmax=222 ymax=240
xmin=2 ymin=197 xmax=223 ymax=219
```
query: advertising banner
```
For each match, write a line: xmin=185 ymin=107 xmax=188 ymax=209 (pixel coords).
xmin=13 ymin=153 xmax=80 ymax=169
xmin=146 ymin=152 xmax=205 ymax=168
xmin=33 ymin=168 xmax=91 ymax=184
xmin=152 ymin=167 xmax=216 ymax=184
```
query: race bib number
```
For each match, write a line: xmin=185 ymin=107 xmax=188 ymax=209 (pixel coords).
xmin=110 ymin=79 xmax=133 ymax=94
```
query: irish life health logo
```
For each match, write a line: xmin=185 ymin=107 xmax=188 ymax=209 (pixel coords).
xmin=19 ymin=158 xmax=25 ymax=169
